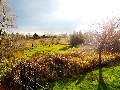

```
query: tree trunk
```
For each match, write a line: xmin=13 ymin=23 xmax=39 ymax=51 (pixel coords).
xmin=0 ymin=35 xmax=2 ymax=62
xmin=98 ymin=47 xmax=102 ymax=66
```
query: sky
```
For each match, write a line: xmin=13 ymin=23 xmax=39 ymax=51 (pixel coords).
xmin=7 ymin=0 xmax=120 ymax=35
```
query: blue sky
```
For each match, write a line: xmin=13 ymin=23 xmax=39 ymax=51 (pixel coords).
xmin=7 ymin=0 xmax=120 ymax=35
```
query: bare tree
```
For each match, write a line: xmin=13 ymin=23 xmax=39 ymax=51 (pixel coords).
xmin=93 ymin=18 xmax=120 ymax=90
xmin=0 ymin=0 xmax=16 ymax=62
xmin=95 ymin=18 xmax=120 ymax=66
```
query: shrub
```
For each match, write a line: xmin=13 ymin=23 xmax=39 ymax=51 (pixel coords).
xmin=70 ymin=31 xmax=84 ymax=47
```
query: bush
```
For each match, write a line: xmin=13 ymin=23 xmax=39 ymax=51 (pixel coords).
xmin=33 ymin=33 xmax=39 ymax=39
xmin=70 ymin=31 xmax=84 ymax=47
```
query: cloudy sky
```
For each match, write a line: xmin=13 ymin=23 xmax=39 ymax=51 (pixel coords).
xmin=7 ymin=0 xmax=120 ymax=35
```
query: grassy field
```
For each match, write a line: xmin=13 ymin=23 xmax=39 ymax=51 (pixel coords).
xmin=1 ymin=38 xmax=120 ymax=89
xmin=0 ymin=38 xmax=70 ymax=77
xmin=46 ymin=61 xmax=120 ymax=90
xmin=0 ymin=44 xmax=70 ymax=78
xmin=23 ymin=44 xmax=70 ymax=57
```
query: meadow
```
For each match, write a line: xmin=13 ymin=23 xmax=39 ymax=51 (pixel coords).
xmin=0 ymin=37 xmax=120 ymax=89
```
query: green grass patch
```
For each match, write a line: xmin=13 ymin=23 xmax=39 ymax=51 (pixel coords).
xmin=46 ymin=61 xmax=120 ymax=90
xmin=23 ymin=44 xmax=70 ymax=57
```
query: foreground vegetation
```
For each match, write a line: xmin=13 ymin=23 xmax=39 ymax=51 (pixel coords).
xmin=46 ymin=60 xmax=120 ymax=90
xmin=1 ymin=39 xmax=120 ymax=89
xmin=0 ymin=41 xmax=70 ymax=78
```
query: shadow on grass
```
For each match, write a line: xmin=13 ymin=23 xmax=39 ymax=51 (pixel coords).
xmin=97 ymin=67 xmax=109 ymax=90
xmin=97 ymin=56 xmax=120 ymax=90
xmin=47 ymin=58 xmax=120 ymax=90
xmin=47 ymin=73 xmax=87 ymax=90
xmin=75 ymin=72 xmax=87 ymax=85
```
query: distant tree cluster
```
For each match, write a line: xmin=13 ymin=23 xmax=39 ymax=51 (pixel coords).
xmin=32 ymin=33 xmax=58 ymax=39
xmin=33 ymin=33 xmax=39 ymax=39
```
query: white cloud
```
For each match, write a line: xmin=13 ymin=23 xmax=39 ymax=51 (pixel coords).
xmin=55 ymin=0 xmax=120 ymax=21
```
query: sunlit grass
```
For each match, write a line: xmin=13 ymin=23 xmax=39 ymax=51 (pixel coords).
xmin=46 ymin=61 xmax=120 ymax=90
xmin=0 ymin=44 xmax=70 ymax=78
xmin=23 ymin=44 xmax=70 ymax=57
